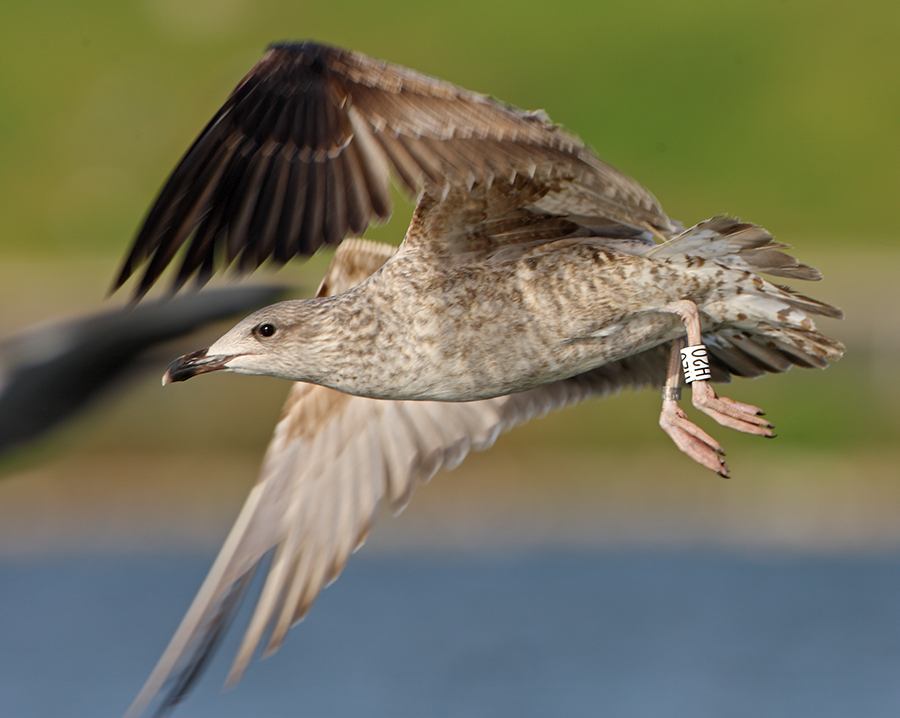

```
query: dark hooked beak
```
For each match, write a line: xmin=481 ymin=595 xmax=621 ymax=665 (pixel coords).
xmin=162 ymin=348 xmax=234 ymax=385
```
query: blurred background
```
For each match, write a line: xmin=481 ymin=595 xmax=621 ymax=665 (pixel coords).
xmin=1 ymin=1 xmax=898 ymax=716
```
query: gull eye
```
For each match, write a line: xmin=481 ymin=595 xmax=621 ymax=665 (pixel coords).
xmin=255 ymin=322 xmax=277 ymax=339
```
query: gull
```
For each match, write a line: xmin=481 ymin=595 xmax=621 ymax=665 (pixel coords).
xmin=116 ymin=42 xmax=843 ymax=716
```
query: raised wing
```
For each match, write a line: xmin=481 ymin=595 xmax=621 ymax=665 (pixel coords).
xmin=115 ymin=41 xmax=676 ymax=298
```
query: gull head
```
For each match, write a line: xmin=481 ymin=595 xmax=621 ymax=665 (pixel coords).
xmin=162 ymin=300 xmax=326 ymax=385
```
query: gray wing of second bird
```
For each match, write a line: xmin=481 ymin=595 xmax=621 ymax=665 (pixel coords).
xmin=0 ymin=285 xmax=286 ymax=457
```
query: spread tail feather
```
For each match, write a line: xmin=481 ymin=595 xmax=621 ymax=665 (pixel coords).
xmin=705 ymin=327 xmax=844 ymax=378
xmin=647 ymin=215 xmax=827 ymax=283
xmin=646 ymin=216 xmax=844 ymax=375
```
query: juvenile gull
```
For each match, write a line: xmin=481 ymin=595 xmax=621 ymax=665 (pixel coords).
xmin=116 ymin=42 xmax=843 ymax=715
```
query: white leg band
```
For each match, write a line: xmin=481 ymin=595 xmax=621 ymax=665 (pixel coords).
xmin=680 ymin=344 xmax=712 ymax=383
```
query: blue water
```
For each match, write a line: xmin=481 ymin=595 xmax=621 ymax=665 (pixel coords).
xmin=2 ymin=550 xmax=900 ymax=718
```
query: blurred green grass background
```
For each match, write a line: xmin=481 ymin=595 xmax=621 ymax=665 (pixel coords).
xmin=0 ymin=0 xmax=896 ymax=555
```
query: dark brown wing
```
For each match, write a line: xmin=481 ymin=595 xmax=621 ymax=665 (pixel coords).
xmin=115 ymin=41 xmax=676 ymax=298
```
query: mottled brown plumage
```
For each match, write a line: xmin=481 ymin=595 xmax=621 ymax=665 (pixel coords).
xmin=127 ymin=240 xmax=688 ymax=718
xmin=118 ymin=43 xmax=843 ymax=717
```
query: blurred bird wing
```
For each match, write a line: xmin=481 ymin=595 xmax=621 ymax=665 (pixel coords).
xmin=125 ymin=350 xmax=677 ymax=717
xmin=115 ymin=41 xmax=675 ymax=298
xmin=0 ymin=286 xmax=287 ymax=456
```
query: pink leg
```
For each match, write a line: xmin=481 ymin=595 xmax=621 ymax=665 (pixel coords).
xmin=658 ymin=338 xmax=730 ymax=477
xmin=658 ymin=301 xmax=774 ymax=475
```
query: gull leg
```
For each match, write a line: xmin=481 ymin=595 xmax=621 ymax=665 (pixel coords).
xmin=658 ymin=338 xmax=729 ymax=477
xmin=662 ymin=300 xmax=774 ymax=437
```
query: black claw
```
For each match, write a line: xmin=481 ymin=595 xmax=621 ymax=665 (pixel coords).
xmin=765 ymin=433 xmax=778 ymax=439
